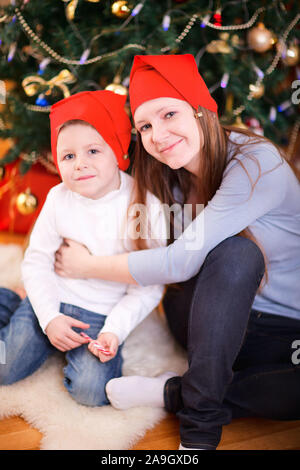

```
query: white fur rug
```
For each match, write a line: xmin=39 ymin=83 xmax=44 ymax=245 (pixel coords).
xmin=0 ymin=244 xmax=187 ymax=450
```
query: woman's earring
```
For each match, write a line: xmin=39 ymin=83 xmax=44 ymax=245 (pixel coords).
xmin=194 ymin=111 xmax=203 ymax=119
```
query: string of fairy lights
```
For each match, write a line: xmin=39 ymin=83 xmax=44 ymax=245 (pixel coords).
xmin=1 ymin=1 xmax=300 ymax=161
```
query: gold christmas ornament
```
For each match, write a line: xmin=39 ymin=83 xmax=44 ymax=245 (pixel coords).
xmin=65 ymin=0 xmax=78 ymax=21
xmin=16 ymin=188 xmax=38 ymax=215
xmin=249 ymin=82 xmax=265 ymax=99
xmin=225 ymin=93 xmax=234 ymax=113
xmin=281 ymin=43 xmax=299 ymax=66
xmin=111 ymin=1 xmax=130 ymax=18
xmin=105 ymin=82 xmax=128 ymax=95
xmin=233 ymin=116 xmax=248 ymax=129
xmin=105 ymin=75 xmax=128 ymax=95
xmin=247 ymin=22 xmax=275 ymax=53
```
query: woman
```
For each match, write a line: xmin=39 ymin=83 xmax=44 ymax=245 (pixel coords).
xmin=54 ymin=54 xmax=300 ymax=450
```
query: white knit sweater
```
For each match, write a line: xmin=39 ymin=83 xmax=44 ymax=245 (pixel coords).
xmin=22 ymin=171 xmax=167 ymax=344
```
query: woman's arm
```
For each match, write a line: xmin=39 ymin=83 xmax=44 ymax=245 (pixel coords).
xmin=55 ymin=143 xmax=288 ymax=287
xmin=129 ymin=145 xmax=288 ymax=286
xmin=55 ymin=188 xmax=168 ymax=285
xmin=55 ymin=240 xmax=137 ymax=284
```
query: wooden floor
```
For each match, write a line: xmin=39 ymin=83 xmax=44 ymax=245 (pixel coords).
xmin=1 ymin=413 xmax=300 ymax=450
xmin=1 ymin=231 xmax=300 ymax=451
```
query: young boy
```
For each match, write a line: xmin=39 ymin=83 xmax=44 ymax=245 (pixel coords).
xmin=0 ymin=90 xmax=166 ymax=406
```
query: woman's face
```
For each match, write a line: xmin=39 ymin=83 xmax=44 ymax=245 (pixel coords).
xmin=134 ymin=97 xmax=203 ymax=175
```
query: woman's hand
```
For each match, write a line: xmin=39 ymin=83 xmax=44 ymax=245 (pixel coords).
xmin=54 ymin=238 xmax=92 ymax=278
xmin=55 ymin=238 xmax=136 ymax=284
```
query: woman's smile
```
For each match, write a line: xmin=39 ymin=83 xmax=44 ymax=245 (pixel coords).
xmin=159 ymin=138 xmax=184 ymax=154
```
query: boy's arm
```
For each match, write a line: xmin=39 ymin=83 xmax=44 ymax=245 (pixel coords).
xmin=99 ymin=282 xmax=165 ymax=345
xmin=99 ymin=195 xmax=167 ymax=345
xmin=21 ymin=188 xmax=64 ymax=332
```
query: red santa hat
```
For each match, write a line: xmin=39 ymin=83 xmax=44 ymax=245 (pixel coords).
xmin=50 ymin=90 xmax=132 ymax=172
xmin=129 ymin=54 xmax=218 ymax=117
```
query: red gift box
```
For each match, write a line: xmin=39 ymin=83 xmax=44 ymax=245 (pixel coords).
xmin=0 ymin=160 xmax=60 ymax=234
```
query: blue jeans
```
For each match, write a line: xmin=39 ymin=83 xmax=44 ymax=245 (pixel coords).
xmin=0 ymin=292 xmax=123 ymax=406
xmin=162 ymin=236 xmax=300 ymax=449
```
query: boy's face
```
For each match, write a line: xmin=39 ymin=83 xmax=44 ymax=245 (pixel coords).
xmin=56 ymin=123 xmax=120 ymax=200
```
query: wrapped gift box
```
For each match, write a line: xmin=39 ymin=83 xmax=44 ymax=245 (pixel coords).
xmin=0 ymin=160 xmax=60 ymax=234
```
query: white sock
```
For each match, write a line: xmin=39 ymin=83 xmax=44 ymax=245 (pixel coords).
xmin=179 ymin=444 xmax=205 ymax=450
xmin=106 ymin=371 xmax=177 ymax=409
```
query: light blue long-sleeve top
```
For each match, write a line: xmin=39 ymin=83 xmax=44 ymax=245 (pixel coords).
xmin=128 ymin=131 xmax=300 ymax=320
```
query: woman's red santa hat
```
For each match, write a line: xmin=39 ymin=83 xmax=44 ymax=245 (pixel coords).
xmin=129 ymin=54 xmax=218 ymax=117
xmin=50 ymin=90 xmax=132 ymax=173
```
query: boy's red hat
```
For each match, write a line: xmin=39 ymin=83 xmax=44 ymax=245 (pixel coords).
xmin=129 ymin=54 xmax=218 ymax=117
xmin=50 ymin=90 xmax=132 ymax=172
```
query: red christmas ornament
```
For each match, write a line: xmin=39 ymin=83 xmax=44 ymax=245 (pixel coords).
xmin=213 ymin=9 xmax=222 ymax=26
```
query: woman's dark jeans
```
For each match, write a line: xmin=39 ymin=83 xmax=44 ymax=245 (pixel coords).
xmin=163 ymin=236 xmax=300 ymax=450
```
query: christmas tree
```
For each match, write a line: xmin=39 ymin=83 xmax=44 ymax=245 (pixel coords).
xmin=0 ymin=0 xmax=299 ymax=231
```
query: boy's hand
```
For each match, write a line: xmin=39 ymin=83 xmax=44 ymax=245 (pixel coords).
xmin=88 ymin=332 xmax=119 ymax=363
xmin=45 ymin=314 xmax=90 ymax=352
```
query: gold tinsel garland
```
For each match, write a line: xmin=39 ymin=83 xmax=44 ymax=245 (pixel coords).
xmin=14 ymin=7 xmax=146 ymax=66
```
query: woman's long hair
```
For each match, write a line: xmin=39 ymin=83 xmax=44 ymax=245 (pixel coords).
xmin=128 ymin=105 xmax=298 ymax=287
